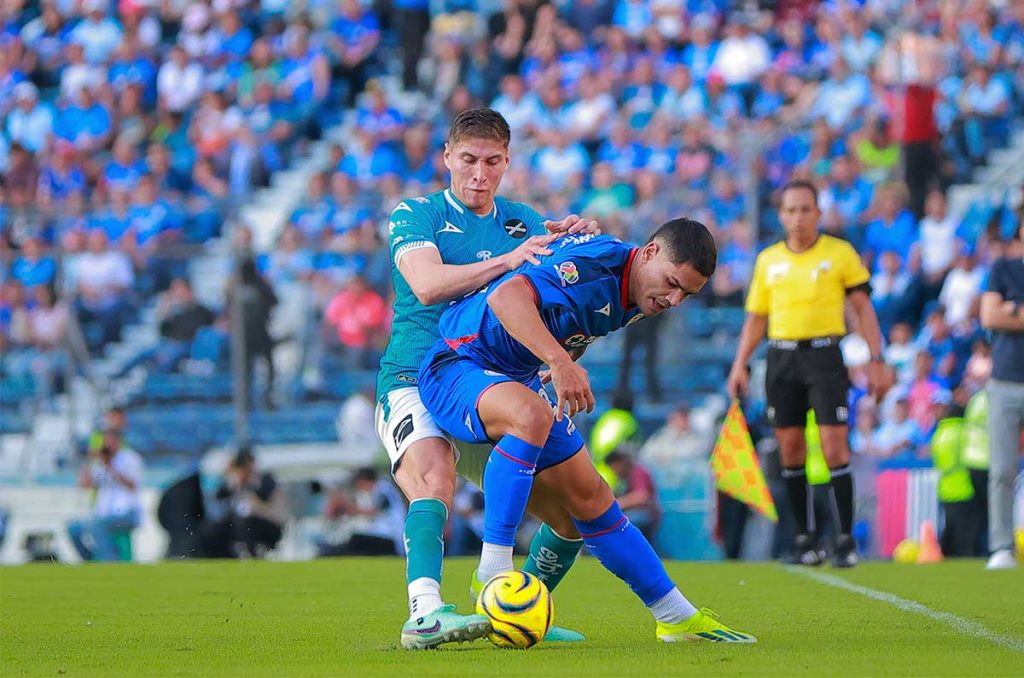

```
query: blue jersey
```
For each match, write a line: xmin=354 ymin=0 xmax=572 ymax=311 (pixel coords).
xmin=376 ymin=188 xmax=547 ymax=397
xmin=435 ymin=234 xmax=644 ymax=381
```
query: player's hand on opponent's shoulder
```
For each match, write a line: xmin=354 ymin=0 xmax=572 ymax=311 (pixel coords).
xmin=543 ymin=214 xmax=601 ymax=236
xmin=501 ymin=233 xmax=559 ymax=271
xmin=725 ymin=364 xmax=749 ymax=399
xmin=548 ymin=355 xmax=595 ymax=421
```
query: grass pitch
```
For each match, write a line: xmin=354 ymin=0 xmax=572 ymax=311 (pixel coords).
xmin=2 ymin=557 xmax=1021 ymax=676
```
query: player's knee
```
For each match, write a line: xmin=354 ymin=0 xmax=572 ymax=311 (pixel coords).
xmin=506 ymin=398 xmax=554 ymax=443
xmin=567 ymin=476 xmax=615 ymax=522
xmin=395 ymin=439 xmax=456 ymax=505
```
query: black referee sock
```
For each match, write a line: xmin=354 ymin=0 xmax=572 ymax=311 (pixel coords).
xmin=781 ymin=466 xmax=811 ymax=537
xmin=828 ymin=465 xmax=854 ymax=537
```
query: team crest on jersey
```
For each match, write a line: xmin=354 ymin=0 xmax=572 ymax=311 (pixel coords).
xmin=503 ymin=218 xmax=527 ymax=239
xmin=556 ymin=261 xmax=579 ymax=286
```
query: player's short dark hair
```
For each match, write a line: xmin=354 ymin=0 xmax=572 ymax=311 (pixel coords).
xmin=780 ymin=179 xmax=819 ymax=205
xmin=647 ymin=217 xmax=717 ymax=278
xmin=447 ymin=108 xmax=511 ymax=149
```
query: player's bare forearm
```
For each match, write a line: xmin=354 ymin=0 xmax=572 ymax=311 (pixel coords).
xmin=487 ymin=277 xmax=569 ymax=368
xmin=980 ymin=293 xmax=1024 ymax=332
xmin=399 ymin=248 xmax=512 ymax=306
xmin=732 ymin=313 xmax=768 ymax=369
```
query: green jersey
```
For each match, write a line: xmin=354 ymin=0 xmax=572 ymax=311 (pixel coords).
xmin=376 ymin=188 xmax=547 ymax=398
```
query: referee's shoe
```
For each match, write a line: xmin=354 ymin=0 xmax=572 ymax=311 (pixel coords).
xmin=790 ymin=534 xmax=826 ymax=567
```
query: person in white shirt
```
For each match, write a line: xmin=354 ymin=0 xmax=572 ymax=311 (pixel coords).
xmin=68 ymin=429 xmax=144 ymax=561
xmin=70 ymin=0 xmax=123 ymax=65
xmin=6 ymin=83 xmax=54 ymax=154
xmin=939 ymin=247 xmax=985 ymax=327
xmin=157 ymin=46 xmax=204 ymax=113
xmin=712 ymin=17 xmax=770 ymax=88
xmin=914 ymin=189 xmax=961 ymax=297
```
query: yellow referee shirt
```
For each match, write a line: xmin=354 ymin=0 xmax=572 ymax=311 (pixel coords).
xmin=745 ymin=235 xmax=871 ymax=340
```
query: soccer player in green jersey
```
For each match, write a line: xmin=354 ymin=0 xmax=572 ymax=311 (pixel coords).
xmin=376 ymin=109 xmax=597 ymax=649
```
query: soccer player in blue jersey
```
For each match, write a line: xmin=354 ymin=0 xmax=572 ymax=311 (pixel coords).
xmin=418 ymin=220 xmax=757 ymax=643
xmin=376 ymin=108 xmax=596 ymax=649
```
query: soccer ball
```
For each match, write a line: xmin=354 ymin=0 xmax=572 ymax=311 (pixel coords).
xmin=475 ymin=571 xmax=553 ymax=649
xmin=892 ymin=539 xmax=920 ymax=564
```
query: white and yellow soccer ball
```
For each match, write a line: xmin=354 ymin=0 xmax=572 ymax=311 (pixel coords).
xmin=475 ymin=571 xmax=553 ymax=649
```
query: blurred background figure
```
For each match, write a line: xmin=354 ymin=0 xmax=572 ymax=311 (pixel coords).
xmin=201 ymin=447 xmax=286 ymax=559
xmin=605 ymin=448 xmax=662 ymax=545
xmin=317 ymin=467 xmax=404 ymax=557
xmin=68 ymin=427 xmax=143 ymax=562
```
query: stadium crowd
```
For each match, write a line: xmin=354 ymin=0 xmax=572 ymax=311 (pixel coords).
xmin=1 ymin=0 xmax=1023 ymax=561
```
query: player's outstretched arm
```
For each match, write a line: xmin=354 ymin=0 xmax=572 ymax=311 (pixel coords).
xmin=543 ymin=214 xmax=600 ymax=236
xmin=399 ymin=234 xmax=559 ymax=306
xmin=726 ymin=313 xmax=768 ymax=399
xmin=487 ymin=276 xmax=595 ymax=420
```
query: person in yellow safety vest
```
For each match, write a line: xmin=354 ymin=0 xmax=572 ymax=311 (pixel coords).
xmin=589 ymin=395 xmax=639 ymax=488
xmin=962 ymin=389 xmax=991 ymax=555
xmin=930 ymin=392 xmax=986 ymax=557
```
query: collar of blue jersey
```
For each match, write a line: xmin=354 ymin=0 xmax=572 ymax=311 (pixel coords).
xmin=620 ymin=247 xmax=640 ymax=310
xmin=443 ymin=188 xmax=498 ymax=220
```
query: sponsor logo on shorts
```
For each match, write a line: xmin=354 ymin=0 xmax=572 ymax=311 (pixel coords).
xmin=836 ymin=406 xmax=849 ymax=422
xmin=503 ymin=218 xmax=527 ymax=239
xmin=556 ymin=261 xmax=579 ymax=286
xmin=397 ymin=374 xmax=418 ymax=384
xmin=393 ymin=414 xmax=415 ymax=448
xmin=484 ymin=370 xmax=504 ymax=377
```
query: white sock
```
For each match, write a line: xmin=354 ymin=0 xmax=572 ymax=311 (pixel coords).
xmin=648 ymin=588 xmax=698 ymax=624
xmin=477 ymin=542 xmax=514 ymax=582
xmin=408 ymin=577 xmax=443 ymax=619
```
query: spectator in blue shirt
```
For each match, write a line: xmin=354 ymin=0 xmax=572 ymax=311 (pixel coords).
xmin=279 ymin=25 xmax=331 ymax=115
xmin=596 ymin=122 xmax=646 ymax=179
xmin=708 ymin=171 xmax=746 ymax=227
xmin=865 ymin=182 xmax=918 ymax=270
xmin=659 ymin=65 xmax=707 ymax=123
xmin=103 ymin=138 xmax=148 ymax=196
xmin=290 ymin=172 xmax=333 ymax=243
xmin=107 ymin=37 xmax=158 ymax=107
xmin=959 ymin=64 xmax=1012 ymax=162
xmin=37 ymin=143 xmax=87 ymax=212
xmin=680 ymin=14 xmax=719 ymax=82
xmin=813 ymin=58 xmax=871 ymax=131
xmin=55 ymin=87 xmax=112 ymax=153
xmin=10 ymin=237 xmax=57 ymax=291
xmin=841 ymin=14 xmax=882 ymax=73
xmin=338 ymin=128 xmax=405 ymax=187
xmin=621 ymin=57 xmax=667 ymax=129
xmin=356 ymin=84 xmax=406 ymax=146
xmin=89 ymin=189 xmax=133 ymax=245
xmin=612 ymin=0 xmax=653 ymax=40
xmin=641 ymin=118 xmax=678 ymax=175
xmin=822 ymin=153 xmax=873 ymax=237
xmin=328 ymin=0 xmax=381 ymax=104
xmin=397 ymin=124 xmax=438 ymax=188
xmin=210 ymin=10 xmax=253 ymax=64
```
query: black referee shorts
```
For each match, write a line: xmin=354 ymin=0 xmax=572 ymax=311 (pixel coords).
xmin=765 ymin=344 xmax=850 ymax=428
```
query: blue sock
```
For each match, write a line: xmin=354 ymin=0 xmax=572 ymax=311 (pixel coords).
xmin=482 ymin=434 xmax=543 ymax=546
xmin=572 ymin=502 xmax=674 ymax=606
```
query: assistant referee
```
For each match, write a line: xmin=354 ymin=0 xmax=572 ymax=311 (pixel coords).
xmin=727 ymin=179 xmax=885 ymax=568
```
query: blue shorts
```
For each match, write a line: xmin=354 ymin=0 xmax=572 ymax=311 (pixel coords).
xmin=418 ymin=346 xmax=585 ymax=471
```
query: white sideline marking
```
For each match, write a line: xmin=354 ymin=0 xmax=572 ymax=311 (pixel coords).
xmin=785 ymin=567 xmax=1024 ymax=654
